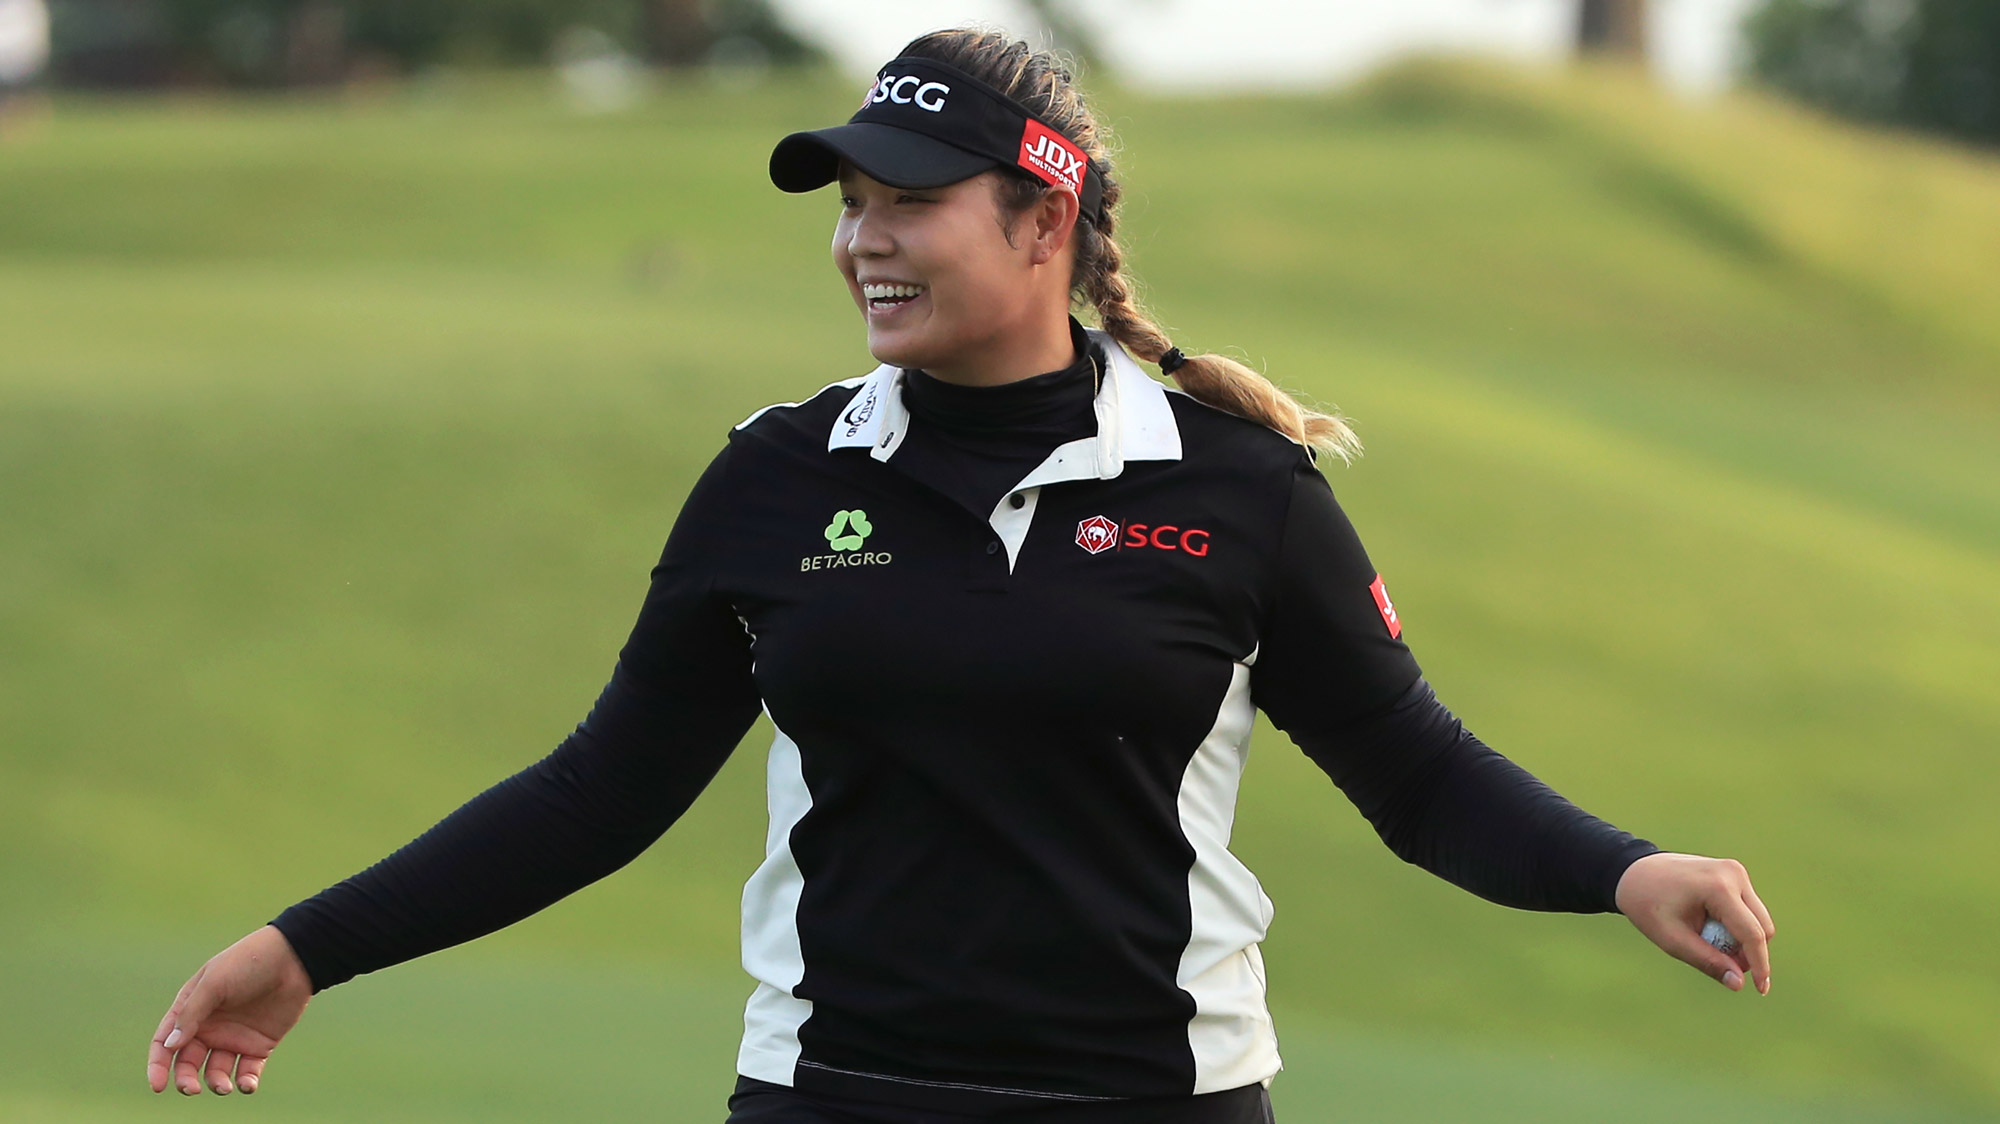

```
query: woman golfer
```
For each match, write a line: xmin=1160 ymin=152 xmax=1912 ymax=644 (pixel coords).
xmin=148 ymin=28 xmax=1775 ymax=1123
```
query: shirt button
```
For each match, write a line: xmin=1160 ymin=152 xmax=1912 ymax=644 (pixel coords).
xmin=985 ymin=541 xmax=1000 ymax=555
xmin=1008 ymin=492 xmax=1025 ymax=509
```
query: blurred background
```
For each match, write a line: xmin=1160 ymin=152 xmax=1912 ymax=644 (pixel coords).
xmin=3 ymin=1 xmax=1998 ymax=1121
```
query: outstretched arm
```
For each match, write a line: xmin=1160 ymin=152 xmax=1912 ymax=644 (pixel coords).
xmin=268 ymin=648 xmax=760 ymax=990
xmin=268 ymin=443 xmax=762 ymax=990
xmin=1291 ymin=675 xmax=1657 ymax=913
xmin=150 ymin=443 xmax=763 ymax=1096
xmin=1251 ymin=454 xmax=1773 ymax=992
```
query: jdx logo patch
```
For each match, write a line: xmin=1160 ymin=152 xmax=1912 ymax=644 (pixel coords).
xmin=1368 ymin=573 xmax=1401 ymax=639
xmin=1019 ymin=120 xmax=1087 ymax=193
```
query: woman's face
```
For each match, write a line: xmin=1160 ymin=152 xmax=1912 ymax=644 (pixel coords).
xmin=833 ymin=164 xmax=1072 ymax=384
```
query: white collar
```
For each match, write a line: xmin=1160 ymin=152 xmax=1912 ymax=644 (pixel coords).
xmin=825 ymin=328 xmax=1183 ymax=483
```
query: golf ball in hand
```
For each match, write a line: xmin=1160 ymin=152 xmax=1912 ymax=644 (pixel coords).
xmin=1701 ymin=918 xmax=1741 ymax=956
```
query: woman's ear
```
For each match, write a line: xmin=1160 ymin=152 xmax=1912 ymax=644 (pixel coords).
xmin=1028 ymin=187 xmax=1082 ymax=266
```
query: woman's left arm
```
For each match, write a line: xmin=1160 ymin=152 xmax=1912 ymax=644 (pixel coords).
xmin=1250 ymin=455 xmax=1774 ymax=994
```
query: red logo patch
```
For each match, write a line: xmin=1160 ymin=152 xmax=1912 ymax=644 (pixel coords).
xmin=1075 ymin=515 xmax=1119 ymax=555
xmin=1122 ymin=522 xmax=1210 ymax=556
xmin=1019 ymin=119 xmax=1088 ymax=193
xmin=1368 ymin=573 xmax=1401 ymax=639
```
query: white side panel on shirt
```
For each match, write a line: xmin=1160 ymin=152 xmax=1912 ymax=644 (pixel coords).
xmin=1175 ymin=651 xmax=1283 ymax=1093
xmin=737 ymin=717 xmax=816 ymax=1086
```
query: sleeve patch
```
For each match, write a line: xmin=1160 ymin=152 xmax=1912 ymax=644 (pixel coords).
xmin=1369 ymin=573 xmax=1402 ymax=639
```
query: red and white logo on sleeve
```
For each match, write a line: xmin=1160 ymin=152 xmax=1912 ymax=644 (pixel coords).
xmin=1368 ymin=573 xmax=1401 ymax=639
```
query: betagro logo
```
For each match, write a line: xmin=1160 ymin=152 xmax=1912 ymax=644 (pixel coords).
xmin=824 ymin=509 xmax=872 ymax=551
xmin=803 ymin=509 xmax=892 ymax=572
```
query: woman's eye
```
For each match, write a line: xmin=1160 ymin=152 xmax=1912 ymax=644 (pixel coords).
xmin=839 ymin=196 xmax=859 ymax=209
xmin=897 ymin=194 xmax=931 ymax=205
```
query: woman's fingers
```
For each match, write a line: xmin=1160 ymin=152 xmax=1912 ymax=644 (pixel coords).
xmin=204 ymin=1049 xmax=238 ymax=1095
xmin=1701 ymin=859 xmax=1772 ymax=995
xmin=1659 ymin=920 xmax=1747 ymax=989
xmin=236 ymin=1052 xmax=269 ymax=1094
xmin=1743 ymin=882 xmax=1778 ymax=941
xmin=1716 ymin=894 xmax=1772 ymax=996
xmin=172 ymin=1038 xmax=210 ymax=1096
xmin=165 ymin=967 xmax=223 ymax=1095
xmin=149 ymin=965 xmax=209 ymax=1094
xmin=147 ymin=1004 xmax=180 ymax=1092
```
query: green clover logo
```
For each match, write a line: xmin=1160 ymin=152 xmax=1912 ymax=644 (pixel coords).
xmin=824 ymin=509 xmax=873 ymax=551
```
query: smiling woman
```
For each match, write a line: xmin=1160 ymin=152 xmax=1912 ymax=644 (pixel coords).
xmin=832 ymin=166 xmax=1077 ymax=388
xmin=772 ymin=33 xmax=1367 ymax=459
xmin=146 ymin=26 xmax=1776 ymax=1124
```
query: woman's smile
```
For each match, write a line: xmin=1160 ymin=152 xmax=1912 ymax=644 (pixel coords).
xmin=859 ymin=280 xmax=929 ymax=322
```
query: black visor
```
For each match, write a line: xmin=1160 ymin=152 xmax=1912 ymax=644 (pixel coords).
xmin=770 ymin=57 xmax=1107 ymax=223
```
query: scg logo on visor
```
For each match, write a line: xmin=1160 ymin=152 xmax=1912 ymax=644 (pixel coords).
xmin=861 ymin=74 xmax=951 ymax=113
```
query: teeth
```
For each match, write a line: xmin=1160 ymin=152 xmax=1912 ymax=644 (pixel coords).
xmin=862 ymin=283 xmax=925 ymax=300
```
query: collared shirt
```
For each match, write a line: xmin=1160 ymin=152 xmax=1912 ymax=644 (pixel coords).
xmin=706 ymin=328 xmax=1421 ymax=1111
xmin=270 ymin=329 xmax=1657 ymax=1119
xmin=894 ymin=316 xmax=1102 ymax=522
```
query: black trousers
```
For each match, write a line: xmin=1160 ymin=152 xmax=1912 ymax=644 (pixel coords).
xmin=725 ymin=1076 xmax=1275 ymax=1124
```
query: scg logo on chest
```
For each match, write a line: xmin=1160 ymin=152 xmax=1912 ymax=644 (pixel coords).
xmin=1074 ymin=516 xmax=1211 ymax=557
xmin=1125 ymin=522 xmax=1209 ymax=556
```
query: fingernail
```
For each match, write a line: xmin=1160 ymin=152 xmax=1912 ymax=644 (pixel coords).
xmin=1723 ymin=970 xmax=1743 ymax=989
xmin=241 ymin=1076 xmax=258 ymax=1094
xmin=164 ymin=1028 xmax=182 ymax=1049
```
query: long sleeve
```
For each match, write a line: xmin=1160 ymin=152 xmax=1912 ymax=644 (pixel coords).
xmin=270 ymin=443 xmax=763 ymax=991
xmin=1251 ymin=456 xmax=1657 ymax=913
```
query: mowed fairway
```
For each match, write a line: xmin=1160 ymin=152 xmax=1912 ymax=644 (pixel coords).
xmin=2 ymin=63 xmax=1997 ymax=1122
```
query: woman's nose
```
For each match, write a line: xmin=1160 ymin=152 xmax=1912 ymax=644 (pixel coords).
xmin=842 ymin=211 xmax=894 ymax=258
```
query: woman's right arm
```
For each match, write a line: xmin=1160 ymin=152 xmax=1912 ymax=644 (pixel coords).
xmin=149 ymin=442 xmax=763 ymax=1094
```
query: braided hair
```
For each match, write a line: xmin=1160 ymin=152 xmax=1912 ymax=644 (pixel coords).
xmin=899 ymin=28 xmax=1363 ymax=464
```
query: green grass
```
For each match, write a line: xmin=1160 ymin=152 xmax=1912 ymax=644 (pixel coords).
xmin=6 ymin=930 xmax=1986 ymax=1124
xmin=2 ymin=63 xmax=1997 ymax=1120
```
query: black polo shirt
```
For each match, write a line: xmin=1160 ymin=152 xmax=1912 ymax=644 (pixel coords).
xmin=271 ymin=328 xmax=1657 ymax=1119
xmin=682 ymin=328 xmax=1418 ymax=1108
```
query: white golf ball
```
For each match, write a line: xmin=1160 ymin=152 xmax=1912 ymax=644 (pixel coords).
xmin=1701 ymin=917 xmax=1741 ymax=956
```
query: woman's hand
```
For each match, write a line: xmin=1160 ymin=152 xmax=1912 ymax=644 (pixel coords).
xmin=1615 ymin=851 xmax=1776 ymax=995
xmin=147 ymin=925 xmax=314 ymax=1096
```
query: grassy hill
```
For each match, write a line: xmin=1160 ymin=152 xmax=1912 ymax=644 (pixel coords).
xmin=2 ymin=60 xmax=1996 ymax=1121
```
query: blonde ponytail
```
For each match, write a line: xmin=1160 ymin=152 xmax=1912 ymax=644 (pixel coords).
xmin=901 ymin=28 xmax=1364 ymax=465
xmin=1085 ymin=230 xmax=1362 ymax=465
